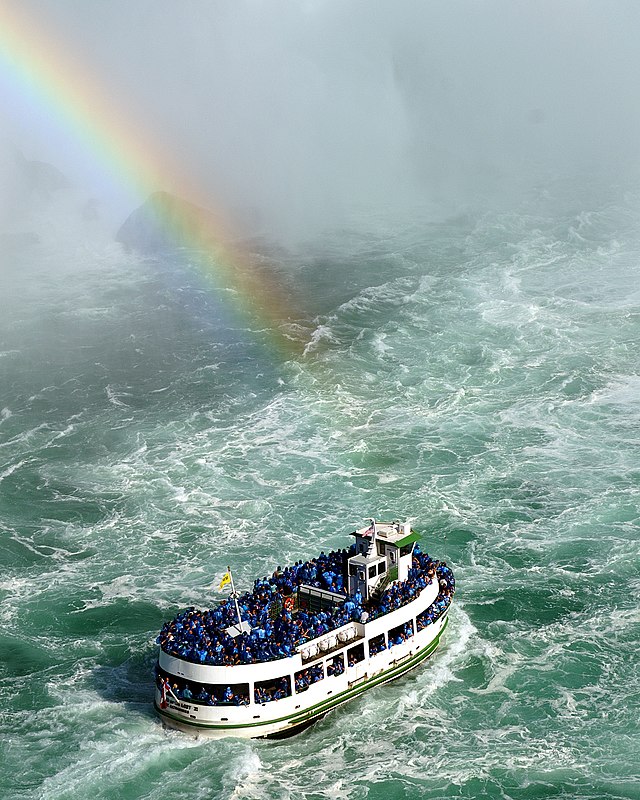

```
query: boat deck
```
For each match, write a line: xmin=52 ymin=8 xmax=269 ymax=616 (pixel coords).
xmin=156 ymin=544 xmax=455 ymax=670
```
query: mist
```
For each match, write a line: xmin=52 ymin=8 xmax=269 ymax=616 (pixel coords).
xmin=2 ymin=0 xmax=640 ymax=248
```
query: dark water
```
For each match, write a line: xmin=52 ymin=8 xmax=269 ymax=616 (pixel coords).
xmin=1 ymin=183 xmax=639 ymax=799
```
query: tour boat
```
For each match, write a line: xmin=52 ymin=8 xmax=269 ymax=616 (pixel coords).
xmin=154 ymin=519 xmax=455 ymax=738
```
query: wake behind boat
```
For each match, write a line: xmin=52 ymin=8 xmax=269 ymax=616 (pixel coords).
xmin=154 ymin=519 xmax=455 ymax=738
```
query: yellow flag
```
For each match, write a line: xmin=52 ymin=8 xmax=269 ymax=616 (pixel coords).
xmin=219 ymin=571 xmax=231 ymax=591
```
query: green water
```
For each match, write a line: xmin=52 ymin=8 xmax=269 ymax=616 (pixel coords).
xmin=1 ymin=182 xmax=639 ymax=799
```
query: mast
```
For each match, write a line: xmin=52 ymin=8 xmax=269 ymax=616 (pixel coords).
xmin=227 ymin=566 xmax=243 ymax=626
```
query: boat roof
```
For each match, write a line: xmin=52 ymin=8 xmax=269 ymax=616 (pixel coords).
xmin=352 ymin=522 xmax=422 ymax=549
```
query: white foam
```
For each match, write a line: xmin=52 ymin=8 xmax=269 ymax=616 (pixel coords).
xmin=372 ymin=332 xmax=393 ymax=357
xmin=303 ymin=323 xmax=337 ymax=356
xmin=37 ymin=722 xmax=202 ymax=800
xmin=105 ymin=385 xmax=132 ymax=407
xmin=377 ymin=473 xmax=400 ymax=484
xmin=0 ymin=458 xmax=25 ymax=482
xmin=225 ymin=748 xmax=264 ymax=800
xmin=587 ymin=375 xmax=640 ymax=409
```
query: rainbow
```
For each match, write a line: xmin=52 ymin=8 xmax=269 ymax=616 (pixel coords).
xmin=0 ymin=3 xmax=301 ymax=355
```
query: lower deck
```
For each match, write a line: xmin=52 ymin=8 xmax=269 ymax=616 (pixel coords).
xmin=156 ymin=607 xmax=449 ymax=738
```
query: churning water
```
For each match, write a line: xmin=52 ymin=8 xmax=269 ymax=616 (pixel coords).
xmin=1 ymin=180 xmax=639 ymax=799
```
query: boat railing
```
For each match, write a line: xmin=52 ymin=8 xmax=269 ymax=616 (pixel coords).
xmin=296 ymin=584 xmax=346 ymax=614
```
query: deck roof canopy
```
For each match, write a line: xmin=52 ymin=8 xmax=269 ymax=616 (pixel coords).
xmin=352 ymin=522 xmax=422 ymax=549
xmin=395 ymin=531 xmax=422 ymax=548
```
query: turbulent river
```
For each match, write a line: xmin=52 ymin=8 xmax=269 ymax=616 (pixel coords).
xmin=1 ymin=180 xmax=639 ymax=799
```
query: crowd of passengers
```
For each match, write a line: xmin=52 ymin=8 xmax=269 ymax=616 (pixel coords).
xmin=368 ymin=619 xmax=419 ymax=655
xmin=157 ymin=672 xmax=250 ymax=706
xmin=326 ymin=655 xmax=345 ymax=677
xmin=156 ymin=544 xmax=455 ymax=667
xmin=254 ymin=676 xmax=291 ymax=703
xmin=272 ymin=548 xmax=348 ymax=595
xmin=157 ymin=672 xmax=311 ymax=706
xmin=368 ymin=549 xmax=454 ymax=621
xmin=389 ymin=622 xmax=415 ymax=647
xmin=157 ymin=564 xmax=456 ymax=709
xmin=295 ymin=664 xmax=324 ymax=692
xmin=417 ymin=562 xmax=455 ymax=630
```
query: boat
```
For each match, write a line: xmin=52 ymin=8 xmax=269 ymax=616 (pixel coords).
xmin=154 ymin=519 xmax=455 ymax=738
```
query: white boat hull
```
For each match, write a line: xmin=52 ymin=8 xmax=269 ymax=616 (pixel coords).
xmin=155 ymin=604 xmax=449 ymax=739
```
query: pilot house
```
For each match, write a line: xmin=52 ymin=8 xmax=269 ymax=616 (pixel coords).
xmin=348 ymin=520 xmax=421 ymax=601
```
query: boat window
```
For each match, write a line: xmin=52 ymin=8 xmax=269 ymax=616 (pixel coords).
xmin=156 ymin=668 xmax=250 ymax=706
xmin=368 ymin=566 xmax=377 ymax=579
xmin=347 ymin=643 xmax=365 ymax=666
xmin=388 ymin=620 xmax=414 ymax=648
xmin=349 ymin=564 xmax=358 ymax=576
xmin=211 ymin=682 xmax=250 ymax=706
xmin=417 ymin=608 xmax=435 ymax=631
xmin=254 ymin=675 xmax=292 ymax=704
xmin=327 ymin=653 xmax=344 ymax=677
xmin=294 ymin=663 xmax=324 ymax=693
xmin=368 ymin=633 xmax=386 ymax=657
xmin=400 ymin=544 xmax=413 ymax=557
xmin=377 ymin=562 xmax=386 ymax=575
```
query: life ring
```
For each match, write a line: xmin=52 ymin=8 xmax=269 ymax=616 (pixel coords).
xmin=283 ymin=595 xmax=294 ymax=612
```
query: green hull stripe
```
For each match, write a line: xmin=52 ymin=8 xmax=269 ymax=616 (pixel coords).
xmin=156 ymin=616 xmax=448 ymax=732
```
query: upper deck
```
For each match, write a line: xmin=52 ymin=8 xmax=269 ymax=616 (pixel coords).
xmin=157 ymin=523 xmax=455 ymax=666
xmin=156 ymin=525 xmax=455 ymax=672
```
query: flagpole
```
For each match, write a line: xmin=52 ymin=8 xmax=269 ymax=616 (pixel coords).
xmin=167 ymin=680 xmax=180 ymax=702
xmin=228 ymin=566 xmax=242 ymax=626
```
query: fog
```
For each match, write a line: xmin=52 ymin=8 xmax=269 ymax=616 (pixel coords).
xmin=2 ymin=0 xmax=640 ymax=246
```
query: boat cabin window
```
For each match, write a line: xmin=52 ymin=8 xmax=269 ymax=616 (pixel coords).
xmin=254 ymin=675 xmax=292 ymax=704
xmin=388 ymin=620 xmax=414 ymax=648
xmin=417 ymin=608 xmax=435 ymax=631
xmin=327 ymin=654 xmax=345 ymax=677
xmin=295 ymin=663 xmax=324 ymax=693
xmin=399 ymin=544 xmax=413 ymax=557
xmin=377 ymin=562 xmax=386 ymax=575
xmin=210 ymin=682 xmax=250 ymax=706
xmin=368 ymin=566 xmax=377 ymax=579
xmin=156 ymin=669 xmax=250 ymax=706
xmin=368 ymin=633 xmax=386 ymax=657
xmin=347 ymin=643 xmax=365 ymax=667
